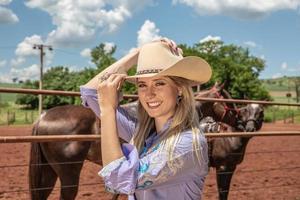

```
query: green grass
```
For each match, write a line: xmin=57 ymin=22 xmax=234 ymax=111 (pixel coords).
xmin=0 ymin=83 xmax=39 ymax=125
xmin=0 ymin=82 xmax=22 ymax=103
xmin=261 ymin=76 xmax=299 ymax=91
xmin=264 ymin=107 xmax=300 ymax=123
xmin=0 ymin=107 xmax=39 ymax=125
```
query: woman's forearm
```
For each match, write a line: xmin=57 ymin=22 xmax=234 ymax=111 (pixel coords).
xmin=101 ymin=108 xmax=123 ymax=166
xmin=83 ymin=49 xmax=139 ymax=89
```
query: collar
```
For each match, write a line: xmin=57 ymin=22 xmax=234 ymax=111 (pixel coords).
xmin=144 ymin=118 xmax=173 ymax=148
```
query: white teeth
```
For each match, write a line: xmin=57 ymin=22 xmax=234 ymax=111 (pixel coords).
xmin=147 ymin=102 xmax=161 ymax=108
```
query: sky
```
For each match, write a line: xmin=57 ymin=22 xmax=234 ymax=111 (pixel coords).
xmin=0 ymin=0 xmax=300 ymax=83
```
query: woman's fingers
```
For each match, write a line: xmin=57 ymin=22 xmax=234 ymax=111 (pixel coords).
xmin=99 ymin=73 xmax=126 ymax=90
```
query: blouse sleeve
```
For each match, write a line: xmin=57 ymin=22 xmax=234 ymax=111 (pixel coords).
xmin=80 ymin=86 xmax=137 ymax=142
xmin=98 ymin=130 xmax=209 ymax=195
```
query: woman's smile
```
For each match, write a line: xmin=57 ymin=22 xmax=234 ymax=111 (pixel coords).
xmin=147 ymin=101 xmax=162 ymax=109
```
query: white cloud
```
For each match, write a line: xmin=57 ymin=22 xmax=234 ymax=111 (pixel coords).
xmin=11 ymin=35 xmax=53 ymax=69
xmin=104 ymin=42 xmax=115 ymax=54
xmin=10 ymin=57 xmax=25 ymax=68
xmin=0 ymin=63 xmax=41 ymax=83
xmin=0 ymin=59 xmax=7 ymax=68
xmin=272 ymin=72 xmax=282 ymax=79
xmin=172 ymin=0 xmax=300 ymax=19
xmin=25 ymin=0 xmax=153 ymax=47
xmin=0 ymin=6 xmax=19 ymax=24
xmin=281 ymin=62 xmax=288 ymax=70
xmin=199 ymin=35 xmax=221 ymax=43
xmin=287 ymin=67 xmax=300 ymax=72
xmin=15 ymin=35 xmax=44 ymax=57
xmin=244 ymin=41 xmax=257 ymax=48
xmin=0 ymin=73 xmax=12 ymax=83
xmin=137 ymin=20 xmax=161 ymax=47
xmin=10 ymin=64 xmax=40 ymax=81
xmin=0 ymin=0 xmax=12 ymax=6
xmin=80 ymin=48 xmax=91 ymax=58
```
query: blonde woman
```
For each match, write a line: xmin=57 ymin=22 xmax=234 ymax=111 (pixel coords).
xmin=80 ymin=39 xmax=212 ymax=200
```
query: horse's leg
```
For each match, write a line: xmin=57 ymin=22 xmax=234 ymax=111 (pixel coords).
xmin=216 ymin=165 xmax=236 ymax=200
xmin=57 ymin=162 xmax=84 ymax=200
xmin=41 ymin=141 xmax=91 ymax=200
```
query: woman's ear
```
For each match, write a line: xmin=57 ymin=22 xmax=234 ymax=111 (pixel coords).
xmin=177 ymin=87 xmax=183 ymax=96
xmin=178 ymin=90 xmax=182 ymax=96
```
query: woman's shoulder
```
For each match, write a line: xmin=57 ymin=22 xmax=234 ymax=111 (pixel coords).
xmin=179 ymin=128 xmax=206 ymax=143
xmin=174 ymin=128 xmax=207 ymax=154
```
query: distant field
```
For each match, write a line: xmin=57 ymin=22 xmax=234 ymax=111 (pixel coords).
xmin=0 ymin=83 xmax=21 ymax=103
xmin=269 ymin=91 xmax=297 ymax=103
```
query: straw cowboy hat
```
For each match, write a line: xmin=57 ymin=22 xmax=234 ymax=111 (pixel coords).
xmin=125 ymin=41 xmax=212 ymax=85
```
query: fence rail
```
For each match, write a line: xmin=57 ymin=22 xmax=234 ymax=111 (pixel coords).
xmin=1 ymin=87 xmax=300 ymax=106
xmin=0 ymin=131 xmax=300 ymax=143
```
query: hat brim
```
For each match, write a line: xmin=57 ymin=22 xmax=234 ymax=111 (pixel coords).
xmin=125 ymin=56 xmax=212 ymax=86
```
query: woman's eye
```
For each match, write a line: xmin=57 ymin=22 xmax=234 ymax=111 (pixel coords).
xmin=138 ymin=84 xmax=146 ymax=88
xmin=155 ymin=82 xmax=166 ymax=87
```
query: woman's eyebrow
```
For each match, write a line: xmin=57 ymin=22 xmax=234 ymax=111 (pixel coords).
xmin=153 ymin=78 xmax=167 ymax=82
xmin=137 ymin=78 xmax=167 ymax=84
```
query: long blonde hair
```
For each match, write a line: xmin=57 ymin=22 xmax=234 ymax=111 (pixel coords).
xmin=131 ymin=76 xmax=204 ymax=161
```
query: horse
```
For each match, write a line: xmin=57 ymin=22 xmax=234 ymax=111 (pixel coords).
xmin=206 ymin=103 xmax=264 ymax=200
xmin=28 ymin=84 xmax=262 ymax=200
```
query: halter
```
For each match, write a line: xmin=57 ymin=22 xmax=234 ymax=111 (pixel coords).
xmin=214 ymin=90 xmax=240 ymax=122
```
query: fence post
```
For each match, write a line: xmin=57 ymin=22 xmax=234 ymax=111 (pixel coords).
xmin=25 ymin=112 xmax=28 ymax=123
xmin=7 ymin=110 xmax=9 ymax=125
xmin=272 ymin=109 xmax=276 ymax=123
xmin=31 ymin=111 xmax=34 ymax=123
xmin=13 ymin=112 xmax=15 ymax=124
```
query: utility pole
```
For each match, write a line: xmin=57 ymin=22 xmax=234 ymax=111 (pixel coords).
xmin=33 ymin=44 xmax=53 ymax=115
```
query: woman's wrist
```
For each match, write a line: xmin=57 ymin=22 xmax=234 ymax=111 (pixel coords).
xmin=100 ymin=106 xmax=116 ymax=117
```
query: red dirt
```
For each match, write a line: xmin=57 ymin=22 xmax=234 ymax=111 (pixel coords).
xmin=0 ymin=123 xmax=299 ymax=200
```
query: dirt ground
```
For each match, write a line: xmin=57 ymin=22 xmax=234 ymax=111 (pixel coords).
xmin=0 ymin=123 xmax=299 ymax=200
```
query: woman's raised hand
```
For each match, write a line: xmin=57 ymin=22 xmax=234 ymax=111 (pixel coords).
xmin=97 ymin=73 xmax=126 ymax=112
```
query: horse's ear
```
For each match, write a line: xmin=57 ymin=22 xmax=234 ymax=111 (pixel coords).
xmin=213 ymin=82 xmax=219 ymax=88
xmin=219 ymin=82 xmax=225 ymax=90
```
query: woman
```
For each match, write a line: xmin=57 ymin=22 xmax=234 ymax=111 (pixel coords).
xmin=80 ymin=39 xmax=212 ymax=199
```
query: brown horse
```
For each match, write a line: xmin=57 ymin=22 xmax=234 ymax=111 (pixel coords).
xmin=207 ymin=103 xmax=264 ymax=200
xmin=28 ymin=85 xmax=263 ymax=200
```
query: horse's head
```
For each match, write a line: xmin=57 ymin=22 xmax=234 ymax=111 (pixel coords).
xmin=238 ymin=104 xmax=264 ymax=132
xmin=195 ymin=82 xmax=239 ymax=127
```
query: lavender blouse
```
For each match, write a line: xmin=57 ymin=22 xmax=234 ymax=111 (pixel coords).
xmin=80 ymin=86 xmax=209 ymax=200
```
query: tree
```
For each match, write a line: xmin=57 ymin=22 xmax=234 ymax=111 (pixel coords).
xmin=91 ymin=43 xmax=117 ymax=71
xmin=15 ymin=80 xmax=39 ymax=109
xmin=293 ymin=77 xmax=300 ymax=102
xmin=42 ymin=66 xmax=76 ymax=108
xmin=179 ymin=40 xmax=271 ymax=100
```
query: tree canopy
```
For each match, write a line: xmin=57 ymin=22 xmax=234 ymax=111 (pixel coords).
xmin=179 ymin=40 xmax=270 ymax=100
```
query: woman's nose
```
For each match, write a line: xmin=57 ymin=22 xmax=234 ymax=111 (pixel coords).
xmin=145 ymin=86 xmax=156 ymax=97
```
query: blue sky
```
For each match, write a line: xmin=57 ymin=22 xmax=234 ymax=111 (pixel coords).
xmin=0 ymin=0 xmax=300 ymax=83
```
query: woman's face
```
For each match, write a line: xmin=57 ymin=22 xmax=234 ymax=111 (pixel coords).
xmin=137 ymin=76 xmax=179 ymax=122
